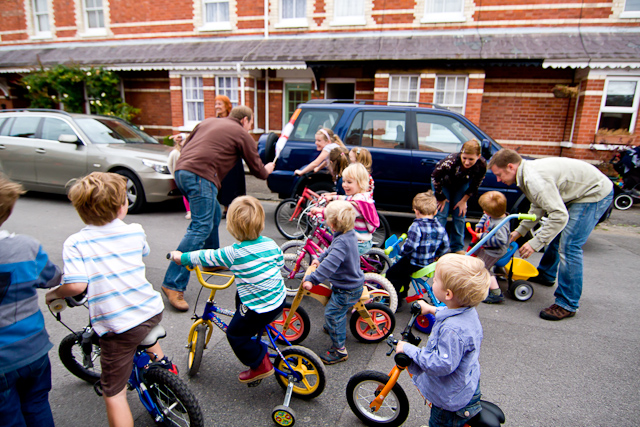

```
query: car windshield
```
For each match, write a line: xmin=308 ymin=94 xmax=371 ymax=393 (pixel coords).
xmin=75 ymin=117 xmax=158 ymax=144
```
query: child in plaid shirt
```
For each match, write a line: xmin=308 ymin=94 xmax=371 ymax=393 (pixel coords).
xmin=387 ymin=191 xmax=449 ymax=308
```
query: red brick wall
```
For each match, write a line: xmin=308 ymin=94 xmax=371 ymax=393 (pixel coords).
xmin=120 ymin=71 xmax=172 ymax=137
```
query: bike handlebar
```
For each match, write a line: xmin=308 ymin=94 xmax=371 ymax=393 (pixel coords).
xmin=166 ymin=254 xmax=235 ymax=290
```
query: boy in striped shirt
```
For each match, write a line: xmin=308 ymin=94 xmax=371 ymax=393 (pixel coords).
xmin=168 ymin=196 xmax=286 ymax=383
xmin=46 ymin=172 xmax=175 ymax=427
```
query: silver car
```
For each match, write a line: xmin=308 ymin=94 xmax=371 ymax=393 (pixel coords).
xmin=0 ymin=109 xmax=179 ymax=213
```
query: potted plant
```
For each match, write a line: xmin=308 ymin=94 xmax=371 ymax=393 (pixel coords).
xmin=552 ymin=84 xmax=579 ymax=98
xmin=594 ymin=128 xmax=635 ymax=146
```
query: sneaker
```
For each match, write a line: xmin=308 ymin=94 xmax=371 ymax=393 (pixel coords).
xmin=539 ymin=304 xmax=576 ymax=321
xmin=482 ymin=292 xmax=505 ymax=304
xmin=238 ymin=353 xmax=274 ymax=383
xmin=529 ymin=276 xmax=555 ymax=287
xmin=320 ymin=347 xmax=348 ymax=365
xmin=185 ymin=211 xmax=191 ymax=220
xmin=157 ymin=356 xmax=179 ymax=375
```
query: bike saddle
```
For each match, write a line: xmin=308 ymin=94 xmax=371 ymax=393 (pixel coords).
xmin=138 ymin=325 xmax=167 ymax=349
xmin=467 ymin=400 xmax=505 ymax=427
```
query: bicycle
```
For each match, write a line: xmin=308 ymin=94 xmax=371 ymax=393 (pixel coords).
xmin=271 ymin=266 xmax=396 ymax=345
xmin=174 ymin=262 xmax=327 ymax=426
xmin=346 ymin=302 xmax=506 ymax=427
xmin=49 ymin=295 xmax=204 ymax=427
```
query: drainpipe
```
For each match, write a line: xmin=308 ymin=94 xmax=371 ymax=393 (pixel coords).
xmin=265 ymin=70 xmax=270 ymax=133
xmin=238 ymin=63 xmax=245 ymax=105
xmin=254 ymin=77 xmax=260 ymax=132
xmin=264 ymin=0 xmax=269 ymax=39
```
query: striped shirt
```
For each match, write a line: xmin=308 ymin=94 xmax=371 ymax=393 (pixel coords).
xmin=347 ymin=193 xmax=376 ymax=242
xmin=62 ymin=219 xmax=163 ymax=336
xmin=181 ymin=236 xmax=286 ymax=313
xmin=400 ymin=217 xmax=450 ymax=267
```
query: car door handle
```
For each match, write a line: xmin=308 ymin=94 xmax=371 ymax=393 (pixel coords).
xmin=420 ymin=159 xmax=437 ymax=166
xmin=35 ymin=148 xmax=46 ymax=154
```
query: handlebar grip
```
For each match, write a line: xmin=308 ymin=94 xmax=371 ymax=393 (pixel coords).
xmin=517 ymin=213 xmax=537 ymax=221
xmin=166 ymin=253 xmax=171 ymax=260
xmin=50 ymin=299 xmax=66 ymax=314
xmin=384 ymin=247 xmax=392 ymax=255
xmin=399 ymin=233 xmax=407 ymax=240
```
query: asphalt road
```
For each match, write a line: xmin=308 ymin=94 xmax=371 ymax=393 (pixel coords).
xmin=5 ymin=186 xmax=640 ymax=427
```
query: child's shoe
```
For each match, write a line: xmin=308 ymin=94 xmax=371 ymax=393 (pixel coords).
xmin=185 ymin=211 xmax=191 ymax=220
xmin=482 ymin=290 xmax=505 ymax=304
xmin=320 ymin=347 xmax=348 ymax=365
xmin=157 ymin=356 xmax=179 ymax=375
xmin=238 ymin=353 xmax=274 ymax=383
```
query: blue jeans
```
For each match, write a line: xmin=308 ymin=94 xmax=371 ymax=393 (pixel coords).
xmin=434 ymin=183 xmax=469 ymax=252
xmin=429 ymin=383 xmax=481 ymax=427
xmin=535 ymin=191 xmax=613 ymax=312
xmin=0 ymin=354 xmax=55 ymax=427
xmin=324 ymin=286 xmax=363 ymax=349
xmin=163 ymin=170 xmax=222 ymax=292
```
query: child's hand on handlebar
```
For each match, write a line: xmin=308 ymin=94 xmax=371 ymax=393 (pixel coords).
xmin=45 ymin=287 xmax=60 ymax=305
xmin=167 ymin=251 xmax=183 ymax=265
xmin=302 ymin=281 xmax=313 ymax=291
xmin=396 ymin=340 xmax=406 ymax=354
xmin=416 ymin=299 xmax=436 ymax=316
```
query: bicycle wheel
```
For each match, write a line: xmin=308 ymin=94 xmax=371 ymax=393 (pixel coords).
xmin=274 ymin=345 xmax=326 ymax=400
xmin=372 ymin=214 xmax=391 ymax=248
xmin=361 ymin=248 xmax=392 ymax=274
xmin=187 ymin=323 xmax=207 ymax=377
xmin=144 ymin=367 xmax=204 ymax=427
xmin=282 ymin=253 xmax=309 ymax=296
xmin=364 ymin=273 xmax=398 ymax=313
xmin=59 ymin=331 xmax=102 ymax=384
xmin=275 ymin=199 xmax=308 ymax=240
xmin=614 ymin=193 xmax=633 ymax=210
xmin=346 ymin=370 xmax=409 ymax=427
xmin=350 ymin=303 xmax=395 ymax=343
xmin=269 ymin=303 xmax=311 ymax=345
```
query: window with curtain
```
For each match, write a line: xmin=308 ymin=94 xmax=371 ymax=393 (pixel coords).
xmin=423 ymin=0 xmax=465 ymax=22
xmin=33 ymin=0 xmax=50 ymax=34
xmin=282 ymin=0 xmax=306 ymax=19
xmin=183 ymin=77 xmax=205 ymax=125
xmin=388 ymin=75 xmax=419 ymax=105
xmin=434 ymin=75 xmax=467 ymax=114
xmin=335 ymin=0 xmax=363 ymax=17
xmin=84 ymin=0 xmax=105 ymax=29
xmin=625 ymin=0 xmax=640 ymax=11
xmin=216 ymin=77 xmax=239 ymax=106
xmin=204 ymin=0 xmax=229 ymax=23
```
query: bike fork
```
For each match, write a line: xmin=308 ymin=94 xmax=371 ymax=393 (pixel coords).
xmin=370 ymin=366 xmax=405 ymax=412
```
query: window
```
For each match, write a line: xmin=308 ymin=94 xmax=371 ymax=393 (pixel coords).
xmin=41 ymin=118 xmax=76 ymax=141
xmin=282 ymin=0 xmax=306 ymax=19
xmin=284 ymin=83 xmax=311 ymax=124
xmin=345 ymin=111 xmax=407 ymax=149
xmin=204 ymin=0 xmax=229 ymax=23
xmin=216 ymin=77 xmax=238 ymax=106
xmin=291 ymin=109 xmax=342 ymax=140
xmin=388 ymin=75 xmax=419 ymax=105
xmin=8 ymin=117 xmax=40 ymax=138
xmin=625 ymin=0 xmax=640 ymax=11
xmin=422 ymin=0 xmax=465 ymax=23
xmin=597 ymin=78 xmax=640 ymax=134
xmin=434 ymin=76 xmax=468 ymax=114
xmin=332 ymin=0 xmax=365 ymax=25
xmin=84 ymin=0 xmax=105 ymax=30
xmin=417 ymin=113 xmax=476 ymax=153
xmin=183 ymin=77 xmax=205 ymax=126
xmin=33 ymin=0 xmax=50 ymax=35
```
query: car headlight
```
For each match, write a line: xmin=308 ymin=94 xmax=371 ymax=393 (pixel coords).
xmin=142 ymin=159 xmax=170 ymax=174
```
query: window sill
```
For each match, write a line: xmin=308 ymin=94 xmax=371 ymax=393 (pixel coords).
xmin=275 ymin=19 xmax=309 ymax=29
xmin=179 ymin=124 xmax=198 ymax=132
xmin=30 ymin=32 xmax=53 ymax=40
xmin=198 ymin=22 xmax=232 ymax=32
xmin=421 ymin=13 xmax=466 ymax=24
xmin=619 ymin=11 xmax=640 ymax=19
xmin=329 ymin=16 xmax=366 ymax=26
xmin=78 ymin=28 xmax=107 ymax=37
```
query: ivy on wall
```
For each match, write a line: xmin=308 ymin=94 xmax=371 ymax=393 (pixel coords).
xmin=20 ymin=64 xmax=140 ymax=122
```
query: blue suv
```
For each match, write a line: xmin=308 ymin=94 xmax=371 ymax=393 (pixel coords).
xmin=259 ymin=100 xmax=527 ymax=216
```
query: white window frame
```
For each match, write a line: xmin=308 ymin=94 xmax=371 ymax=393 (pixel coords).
xmin=422 ymin=0 xmax=465 ymax=23
xmin=32 ymin=0 xmax=52 ymax=38
xmin=182 ymin=76 xmax=205 ymax=129
xmin=388 ymin=75 xmax=420 ymax=106
xmin=216 ymin=76 xmax=239 ymax=106
xmin=434 ymin=75 xmax=468 ymax=115
xmin=200 ymin=0 xmax=232 ymax=31
xmin=83 ymin=0 xmax=106 ymax=35
xmin=620 ymin=0 xmax=640 ymax=18
xmin=596 ymin=77 xmax=640 ymax=134
xmin=330 ymin=0 xmax=365 ymax=26
xmin=277 ymin=0 xmax=308 ymax=28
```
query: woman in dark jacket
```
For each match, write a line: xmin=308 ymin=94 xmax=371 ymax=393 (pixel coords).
xmin=431 ymin=139 xmax=486 ymax=253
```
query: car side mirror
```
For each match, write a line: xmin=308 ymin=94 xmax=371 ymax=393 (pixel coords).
xmin=481 ymin=138 xmax=492 ymax=160
xmin=59 ymin=134 xmax=79 ymax=144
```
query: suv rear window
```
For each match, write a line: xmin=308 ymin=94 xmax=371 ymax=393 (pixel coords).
xmin=291 ymin=109 xmax=342 ymax=140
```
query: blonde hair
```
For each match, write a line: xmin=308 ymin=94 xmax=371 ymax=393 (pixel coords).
xmin=488 ymin=148 xmax=523 ymax=169
xmin=316 ymin=128 xmax=346 ymax=148
xmin=435 ymin=254 xmax=491 ymax=307
xmin=324 ymin=200 xmax=355 ymax=233
xmin=0 ymin=176 xmax=26 ymax=226
xmin=461 ymin=139 xmax=481 ymax=156
xmin=329 ymin=147 xmax=350 ymax=182
xmin=478 ymin=191 xmax=507 ymax=217
xmin=412 ymin=191 xmax=437 ymax=216
xmin=350 ymin=147 xmax=372 ymax=173
xmin=226 ymin=196 xmax=264 ymax=241
xmin=341 ymin=163 xmax=370 ymax=193
xmin=68 ymin=172 xmax=127 ymax=226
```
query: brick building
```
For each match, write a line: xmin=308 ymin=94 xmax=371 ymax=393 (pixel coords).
xmin=1 ymin=0 xmax=640 ymax=164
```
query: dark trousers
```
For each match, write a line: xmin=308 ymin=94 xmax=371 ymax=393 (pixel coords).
xmin=387 ymin=256 xmax=422 ymax=298
xmin=227 ymin=295 xmax=285 ymax=369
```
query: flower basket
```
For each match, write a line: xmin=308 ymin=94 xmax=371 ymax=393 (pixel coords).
xmin=552 ymin=85 xmax=578 ymax=98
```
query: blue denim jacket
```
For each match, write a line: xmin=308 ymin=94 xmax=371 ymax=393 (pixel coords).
xmin=403 ymin=306 xmax=482 ymax=412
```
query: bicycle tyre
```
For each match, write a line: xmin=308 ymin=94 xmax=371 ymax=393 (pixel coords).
xmin=361 ymin=248 xmax=392 ymax=274
xmin=270 ymin=303 xmax=311 ymax=345
xmin=59 ymin=331 xmax=102 ymax=384
xmin=144 ymin=367 xmax=204 ymax=427
xmin=187 ymin=323 xmax=207 ymax=377
xmin=274 ymin=345 xmax=326 ymax=400
xmin=275 ymin=199 xmax=308 ymax=240
xmin=372 ymin=214 xmax=391 ymax=248
xmin=346 ymin=370 xmax=409 ymax=427
xmin=614 ymin=194 xmax=633 ymax=210
xmin=282 ymin=253 xmax=309 ymax=296
xmin=364 ymin=273 xmax=398 ymax=313
xmin=350 ymin=303 xmax=395 ymax=343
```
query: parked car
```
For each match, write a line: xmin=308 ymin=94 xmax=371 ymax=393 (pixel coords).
xmin=0 ymin=109 xmax=179 ymax=213
xmin=258 ymin=100 xmax=529 ymax=217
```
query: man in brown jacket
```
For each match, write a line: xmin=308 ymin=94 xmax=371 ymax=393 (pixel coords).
xmin=162 ymin=106 xmax=274 ymax=311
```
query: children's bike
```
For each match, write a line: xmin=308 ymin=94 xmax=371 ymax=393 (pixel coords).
xmin=271 ymin=266 xmax=396 ymax=345
xmin=175 ymin=262 xmax=327 ymax=426
xmin=49 ymin=296 xmax=204 ymax=427
xmin=346 ymin=302 xmax=506 ymax=427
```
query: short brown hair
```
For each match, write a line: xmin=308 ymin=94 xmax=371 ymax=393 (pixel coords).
xmin=412 ymin=191 xmax=437 ymax=216
xmin=488 ymin=148 xmax=522 ymax=169
xmin=0 ymin=176 xmax=26 ymax=226
xmin=68 ymin=172 xmax=127 ymax=226
xmin=478 ymin=191 xmax=507 ymax=217
xmin=324 ymin=200 xmax=355 ymax=233
xmin=350 ymin=147 xmax=372 ymax=173
xmin=226 ymin=196 xmax=264 ymax=241
xmin=329 ymin=147 xmax=350 ymax=181
xmin=229 ymin=106 xmax=253 ymax=122
xmin=342 ymin=163 xmax=370 ymax=193
xmin=436 ymin=254 xmax=491 ymax=307
xmin=461 ymin=139 xmax=481 ymax=156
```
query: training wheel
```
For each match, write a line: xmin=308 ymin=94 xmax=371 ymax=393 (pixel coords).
xmin=414 ymin=313 xmax=435 ymax=334
xmin=510 ymin=280 xmax=534 ymax=301
xmin=272 ymin=405 xmax=296 ymax=426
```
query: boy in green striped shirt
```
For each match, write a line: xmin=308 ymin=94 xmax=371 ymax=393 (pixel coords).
xmin=168 ymin=196 xmax=286 ymax=383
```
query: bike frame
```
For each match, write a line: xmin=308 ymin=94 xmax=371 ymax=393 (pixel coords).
xmin=289 ymin=187 xmax=323 ymax=223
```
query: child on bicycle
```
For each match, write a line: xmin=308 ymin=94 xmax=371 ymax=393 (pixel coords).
xmin=168 ymin=196 xmax=286 ymax=383
xmin=386 ymin=191 xmax=449 ymax=308
xmin=45 ymin=172 xmax=175 ymax=427
xmin=0 ymin=177 xmax=61 ymax=427
xmin=294 ymin=128 xmax=346 ymax=176
xmin=397 ymin=254 xmax=491 ymax=427
xmin=349 ymin=147 xmax=375 ymax=196
xmin=474 ymin=191 xmax=510 ymax=304
xmin=328 ymin=146 xmax=350 ymax=195
xmin=302 ymin=200 xmax=364 ymax=365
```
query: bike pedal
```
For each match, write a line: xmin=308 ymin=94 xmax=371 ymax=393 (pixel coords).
xmin=247 ymin=379 xmax=262 ymax=387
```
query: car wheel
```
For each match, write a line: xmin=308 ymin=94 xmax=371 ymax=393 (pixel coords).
xmin=115 ymin=169 xmax=146 ymax=214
